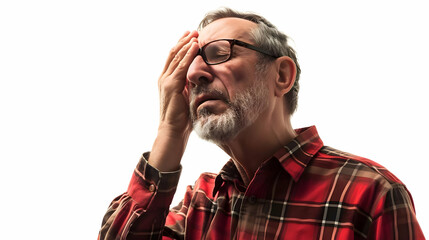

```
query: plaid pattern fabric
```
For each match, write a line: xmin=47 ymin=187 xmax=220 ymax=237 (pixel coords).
xmin=99 ymin=126 xmax=424 ymax=240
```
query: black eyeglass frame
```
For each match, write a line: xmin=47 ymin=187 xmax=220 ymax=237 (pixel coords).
xmin=197 ymin=39 xmax=278 ymax=65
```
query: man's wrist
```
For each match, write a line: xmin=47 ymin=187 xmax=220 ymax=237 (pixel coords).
xmin=157 ymin=121 xmax=191 ymax=140
xmin=149 ymin=127 xmax=190 ymax=172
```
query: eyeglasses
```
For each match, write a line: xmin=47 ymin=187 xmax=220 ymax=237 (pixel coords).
xmin=197 ymin=39 xmax=278 ymax=65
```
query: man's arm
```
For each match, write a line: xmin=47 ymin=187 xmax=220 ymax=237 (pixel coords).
xmin=149 ymin=30 xmax=199 ymax=172
xmin=98 ymin=31 xmax=199 ymax=240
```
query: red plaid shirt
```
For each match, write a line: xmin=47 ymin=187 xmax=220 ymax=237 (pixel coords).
xmin=99 ymin=126 xmax=424 ymax=239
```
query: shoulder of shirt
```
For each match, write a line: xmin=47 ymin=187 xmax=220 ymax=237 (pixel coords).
xmin=188 ymin=172 xmax=218 ymax=188
xmin=315 ymin=146 xmax=405 ymax=187
xmin=197 ymin=172 xmax=218 ymax=181
xmin=185 ymin=172 xmax=218 ymax=198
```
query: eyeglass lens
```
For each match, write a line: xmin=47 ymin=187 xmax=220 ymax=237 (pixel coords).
xmin=203 ymin=40 xmax=231 ymax=64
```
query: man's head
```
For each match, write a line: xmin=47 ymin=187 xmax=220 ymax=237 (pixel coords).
xmin=187 ymin=8 xmax=300 ymax=144
xmin=198 ymin=8 xmax=301 ymax=114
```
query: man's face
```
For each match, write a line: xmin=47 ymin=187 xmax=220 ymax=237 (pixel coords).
xmin=187 ymin=18 xmax=272 ymax=144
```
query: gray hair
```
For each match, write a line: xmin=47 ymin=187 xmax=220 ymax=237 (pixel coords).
xmin=198 ymin=8 xmax=301 ymax=114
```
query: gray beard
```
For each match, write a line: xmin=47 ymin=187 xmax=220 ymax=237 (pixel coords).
xmin=190 ymin=79 xmax=269 ymax=144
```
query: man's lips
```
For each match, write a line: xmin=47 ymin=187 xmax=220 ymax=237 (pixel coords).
xmin=195 ymin=95 xmax=222 ymax=109
xmin=193 ymin=92 xmax=228 ymax=111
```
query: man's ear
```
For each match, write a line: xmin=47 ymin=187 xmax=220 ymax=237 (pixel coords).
xmin=274 ymin=56 xmax=296 ymax=97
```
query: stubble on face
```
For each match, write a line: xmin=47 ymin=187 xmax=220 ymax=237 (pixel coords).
xmin=189 ymin=76 xmax=269 ymax=144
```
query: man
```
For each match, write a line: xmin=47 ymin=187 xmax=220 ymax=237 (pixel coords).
xmin=99 ymin=8 xmax=424 ymax=239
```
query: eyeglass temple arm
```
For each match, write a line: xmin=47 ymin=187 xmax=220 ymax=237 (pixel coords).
xmin=233 ymin=40 xmax=278 ymax=58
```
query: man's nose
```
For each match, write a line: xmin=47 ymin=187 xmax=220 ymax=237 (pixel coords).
xmin=187 ymin=55 xmax=213 ymax=88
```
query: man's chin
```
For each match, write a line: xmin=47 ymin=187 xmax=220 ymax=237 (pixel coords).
xmin=192 ymin=112 xmax=241 ymax=144
xmin=192 ymin=114 xmax=218 ymax=129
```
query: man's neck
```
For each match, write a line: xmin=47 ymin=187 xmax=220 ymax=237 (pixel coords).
xmin=218 ymin=115 xmax=297 ymax=186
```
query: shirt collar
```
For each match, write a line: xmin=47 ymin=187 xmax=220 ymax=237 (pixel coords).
xmin=273 ymin=125 xmax=324 ymax=182
xmin=213 ymin=126 xmax=324 ymax=196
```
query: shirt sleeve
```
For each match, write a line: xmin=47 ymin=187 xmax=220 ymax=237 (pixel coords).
xmin=368 ymin=185 xmax=425 ymax=240
xmin=98 ymin=152 xmax=182 ymax=240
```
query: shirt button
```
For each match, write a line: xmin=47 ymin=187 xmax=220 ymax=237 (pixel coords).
xmin=148 ymin=184 xmax=156 ymax=192
xmin=249 ymin=195 xmax=257 ymax=204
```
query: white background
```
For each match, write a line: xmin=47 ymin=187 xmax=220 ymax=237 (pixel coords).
xmin=1 ymin=0 xmax=428 ymax=239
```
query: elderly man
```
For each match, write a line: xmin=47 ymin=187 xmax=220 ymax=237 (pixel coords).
xmin=99 ymin=8 xmax=424 ymax=239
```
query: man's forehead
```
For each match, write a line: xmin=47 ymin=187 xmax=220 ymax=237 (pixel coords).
xmin=198 ymin=17 xmax=257 ymax=45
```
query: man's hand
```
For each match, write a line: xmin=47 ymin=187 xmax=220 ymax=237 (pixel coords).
xmin=149 ymin=31 xmax=199 ymax=172
xmin=158 ymin=31 xmax=199 ymax=136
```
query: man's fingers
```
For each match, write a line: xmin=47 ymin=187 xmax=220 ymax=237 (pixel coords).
xmin=174 ymin=42 xmax=199 ymax=75
xmin=166 ymin=39 xmax=198 ymax=76
xmin=163 ymin=32 xmax=190 ymax=72
xmin=162 ymin=31 xmax=198 ymax=74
